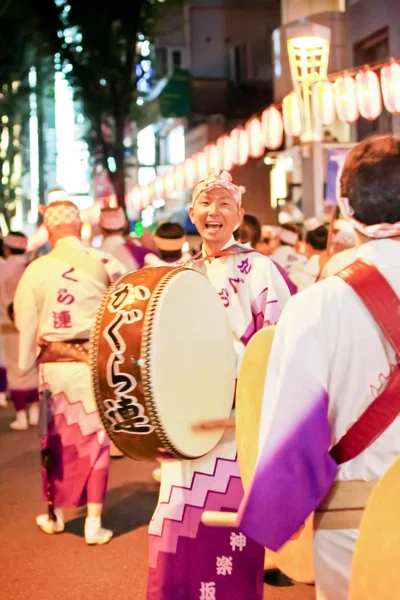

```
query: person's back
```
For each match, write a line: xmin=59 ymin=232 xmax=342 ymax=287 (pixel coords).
xmin=239 ymin=135 xmax=400 ymax=600
xmin=144 ymin=221 xmax=186 ymax=267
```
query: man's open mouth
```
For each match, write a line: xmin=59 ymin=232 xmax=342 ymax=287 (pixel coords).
xmin=205 ymin=222 xmax=223 ymax=231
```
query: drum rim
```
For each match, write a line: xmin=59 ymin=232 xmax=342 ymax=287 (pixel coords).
xmin=141 ymin=266 xmax=204 ymax=460
xmin=89 ymin=274 xmax=125 ymax=451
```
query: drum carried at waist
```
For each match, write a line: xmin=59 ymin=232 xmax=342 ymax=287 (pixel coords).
xmin=90 ymin=266 xmax=236 ymax=461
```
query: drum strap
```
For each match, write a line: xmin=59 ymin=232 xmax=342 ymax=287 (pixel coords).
xmin=330 ymin=259 xmax=400 ymax=464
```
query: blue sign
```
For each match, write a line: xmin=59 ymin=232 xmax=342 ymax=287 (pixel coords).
xmin=325 ymin=148 xmax=351 ymax=206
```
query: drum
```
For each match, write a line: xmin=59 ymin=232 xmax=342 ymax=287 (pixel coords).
xmin=90 ymin=266 xmax=236 ymax=461
xmin=202 ymin=325 xmax=315 ymax=584
xmin=349 ymin=456 xmax=400 ymax=600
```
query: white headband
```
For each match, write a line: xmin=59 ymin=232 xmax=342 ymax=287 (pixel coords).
xmin=4 ymin=234 xmax=27 ymax=250
xmin=99 ymin=207 xmax=125 ymax=231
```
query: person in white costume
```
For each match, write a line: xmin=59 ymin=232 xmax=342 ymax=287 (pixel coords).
xmin=290 ymin=222 xmax=328 ymax=291
xmin=147 ymin=171 xmax=292 ymax=600
xmin=0 ymin=232 xmax=39 ymax=430
xmin=14 ymin=200 xmax=124 ymax=545
xmin=238 ymin=135 xmax=400 ymax=600
xmin=100 ymin=206 xmax=157 ymax=271
xmin=271 ymin=224 xmax=307 ymax=275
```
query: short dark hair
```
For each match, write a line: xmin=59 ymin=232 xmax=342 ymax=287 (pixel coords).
xmin=340 ymin=135 xmax=400 ymax=226
xmin=6 ymin=231 xmax=26 ymax=255
xmin=156 ymin=222 xmax=185 ymax=239
xmin=236 ymin=214 xmax=261 ymax=247
xmin=306 ymin=225 xmax=328 ymax=251
xmin=155 ymin=222 xmax=185 ymax=260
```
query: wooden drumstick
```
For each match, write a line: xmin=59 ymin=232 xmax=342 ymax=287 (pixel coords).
xmin=202 ymin=510 xmax=238 ymax=527
xmin=192 ymin=417 xmax=236 ymax=432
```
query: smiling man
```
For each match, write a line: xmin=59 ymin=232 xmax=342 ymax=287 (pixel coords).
xmin=146 ymin=171 xmax=292 ymax=600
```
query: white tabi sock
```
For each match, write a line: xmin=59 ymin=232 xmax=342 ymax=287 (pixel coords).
xmin=84 ymin=517 xmax=113 ymax=546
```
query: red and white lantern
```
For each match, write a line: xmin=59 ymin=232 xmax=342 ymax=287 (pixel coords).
xmin=184 ymin=157 xmax=197 ymax=189
xmin=164 ymin=170 xmax=175 ymax=197
xmin=216 ymin=135 xmax=234 ymax=171
xmin=355 ymin=68 xmax=382 ymax=120
xmin=334 ymin=75 xmax=359 ymax=123
xmin=381 ymin=61 xmax=400 ymax=114
xmin=196 ymin=152 xmax=208 ymax=181
xmin=174 ymin=164 xmax=185 ymax=192
xmin=154 ymin=176 xmax=165 ymax=200
xmin=130 ymin=186 xmax=142 ymax=212
xmin=245 ymin=117 xmax=264 ymax=158
xmin=261 ymin=106 xmax=283 ymax=150
xmin=204 ymin=144 xmax=220 ymax=173
xmin=282 ymin=93 xmax=301 ymax=137
xmin=230 ymin=127 xmax=249 ymax=166
xmin=312 ymin=81 xmax=336 ymax=126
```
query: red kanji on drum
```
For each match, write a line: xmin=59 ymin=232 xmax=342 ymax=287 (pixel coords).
xmin=53 ymin=310 xmax=72 ymax=329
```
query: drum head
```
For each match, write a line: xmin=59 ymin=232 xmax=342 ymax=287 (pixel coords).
xmin=349 ymin=456 xmax=400 ymax=600
xmin=236 ymin=325 xmax=315 ymax=584
xmin=142 ymin=268 xmax=236 ymax=459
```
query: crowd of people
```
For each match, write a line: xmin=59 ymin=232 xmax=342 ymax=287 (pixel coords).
xmin=0 ymin=134 xmax=399 ymax=599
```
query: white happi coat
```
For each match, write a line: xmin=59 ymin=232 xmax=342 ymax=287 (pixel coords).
xmin=290 ymin=253 xmax=322 ymax=291
xmin=238 ymin=239 xmax=400 ymax=600
xmin=0 ymin=254 xmax=38 ymax=390
xmin=100 ymin=234 xmax=139 ymax=271
xmin=14 ymin=236 xmax=125 ymax=371
xmin=320 ymin=247 xmax=357 ymax=279
xmin=272 ymin=244 xmax=307 ymax=275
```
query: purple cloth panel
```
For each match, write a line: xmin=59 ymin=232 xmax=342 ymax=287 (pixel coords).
xmin=0 ymin=366 xmax=7 ymax=393
xmin=147 ymin=477 xmax=264 ymax=600
xmin=238 ymin=390 xmax=337 ymax=551
xmin=11 ymin=388 xmax=38 ymax=411
xmin=41 ymin=411 xmax=110 ymax=507
xmin=125 ymin=241 xmax=159 ymax=269
xmin=272 ymin=259 xmax=297 ymax=295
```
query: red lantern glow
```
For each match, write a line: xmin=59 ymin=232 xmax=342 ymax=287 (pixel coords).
xmin=381 ymin=61 xmax=400 ymax=114
xmin=196 ymin=152 xmax=208 ymax=181
xmin=204 ymin=144 xmax=220 ymax=174
xmin=282 ymin=93 xmax=301 ymax=137
xmin=184 ymin=157 xmax=197 ymax=189
xmin=356 ymin=68 xmax=382 ymax=120
xmin=261 ymin=106 xmax=283 ymax=150
xmin=154 ymin=177 xmax=164 ymax=199
xmin=164 ymin=171 xmax=175 ymax=197
xmin=174 ymin=164 xmax=185 ymax=192
xmin=230 ymin=127 xmax=249 ymax=166
xmin=216 ymin=135 xmax=234 ymax=171
xmin=313 ymin=81 xmax=336 ymax=126
xmin=245 ymin=117 xmax=264 ymax=158
xmin=334 ymin=75 xmax=359 ymax=124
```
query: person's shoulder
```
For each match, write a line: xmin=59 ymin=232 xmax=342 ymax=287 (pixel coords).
xmin=285 ymin=273 xmax=347 ymax=314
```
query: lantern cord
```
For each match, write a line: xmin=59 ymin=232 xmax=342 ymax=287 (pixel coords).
xmin=326 ymin=58 xmax=400 ymax=82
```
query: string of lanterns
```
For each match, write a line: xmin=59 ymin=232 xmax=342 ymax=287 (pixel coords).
xmin=129 ymin=59 xmax=400 ymax=211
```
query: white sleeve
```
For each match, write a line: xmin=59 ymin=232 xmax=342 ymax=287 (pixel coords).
xmin=14 ymin=268 xmax=40 ymax=370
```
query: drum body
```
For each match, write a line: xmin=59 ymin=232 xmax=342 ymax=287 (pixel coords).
xmin=91 ymin=266 xmax=236 ymax=461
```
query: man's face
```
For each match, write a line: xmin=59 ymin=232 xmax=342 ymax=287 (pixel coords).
xmin=189 ymin=188 xmax=244 ymax=247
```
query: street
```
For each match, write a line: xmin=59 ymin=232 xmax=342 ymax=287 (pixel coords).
xmin=0 ymin=404 xmax=314 ymax=600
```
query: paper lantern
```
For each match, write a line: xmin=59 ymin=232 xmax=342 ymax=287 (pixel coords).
xmin=334 ymin=75 xmax=359 ymax=123
xmin=282 ymin=93 xmax=301 ymax=137
xmin=164 ymin=171 xmax=175 ymax=197
xmin=381 ymin=61 xmax=400 ymax=114
xmin=245 ymin=117 xmax=264 ymax=158
xmin=356 ymin=68 xmax=382 ymax=120
xmin=216 ymin=135 xmax=234 ymax=171
xmin=174 ymin=164 xmax=185 ymax=192
xmin=130 ymin=186 xmax=142 ymax=211
xmin=204 ymin=144 xmax=220 ymax=174
xmin=230 ymin=127 xmax=249 ymax=166
xmin=312 ymin=81 xmax=336 ymax=126
xmin=141 ymin=186 xmax=151 ymax=209
xmin=261 ymin=106 xmax=284 ymax=150
xmin=154 ymin=177 xmax=164 ymax=199
xmin=184 ymin=157 xmax=197 ymax=189
xmin=196 ymin=152 xmax=208 ymax=181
